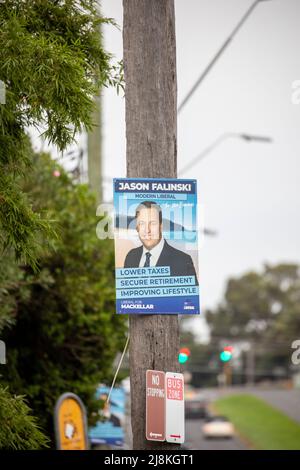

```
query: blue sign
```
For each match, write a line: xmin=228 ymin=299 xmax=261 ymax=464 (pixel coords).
xmin=88 ymin=387 xmax=125 ymax=447
xmin=113 ymin=178 xmax=200 ymax=315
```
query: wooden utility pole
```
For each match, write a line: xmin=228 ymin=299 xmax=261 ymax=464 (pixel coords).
xmin=123 ymin=0 xmax=180 ymax=450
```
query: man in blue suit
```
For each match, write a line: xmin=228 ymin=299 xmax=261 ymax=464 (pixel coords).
xmin=124 ymin=201 xmax=198 ymax=284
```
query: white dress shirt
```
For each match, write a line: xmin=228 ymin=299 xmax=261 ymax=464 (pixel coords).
xmin=139 ymin=237 xmax=165 ymax=267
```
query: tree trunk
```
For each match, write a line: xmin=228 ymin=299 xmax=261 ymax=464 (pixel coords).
xmin=123 ymin=0 xmax=180 ymax=450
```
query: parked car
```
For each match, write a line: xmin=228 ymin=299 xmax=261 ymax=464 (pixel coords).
xmin=185 ymin=392 xmax=208 ymax=419
xmin=202 ymin=415 xmax=235 ymax=439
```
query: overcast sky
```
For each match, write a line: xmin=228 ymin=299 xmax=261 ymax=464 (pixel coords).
xmin=98 ymin=0 xmax=300 ymax=340
xmin=31 ymin=1 xmax=300 ymax=340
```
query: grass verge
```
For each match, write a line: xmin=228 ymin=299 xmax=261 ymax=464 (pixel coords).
xmin=214 ymin=394 xmax=300 ymax=450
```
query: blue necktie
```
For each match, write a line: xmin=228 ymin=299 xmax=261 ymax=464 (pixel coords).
xmin=144 ymin=252 xmax=151 ymax=267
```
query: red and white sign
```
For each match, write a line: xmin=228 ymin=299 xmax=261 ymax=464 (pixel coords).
xmin=146 ymin=370 xmax=165 ymax=441
xmin=165 ymin=372 xmax=185 ymax=444
xmin=166 ymin=376 xmax=183 ymax=401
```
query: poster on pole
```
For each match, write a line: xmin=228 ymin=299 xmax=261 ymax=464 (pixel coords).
xmin=113 ymin=178 xmax=200 ymax=314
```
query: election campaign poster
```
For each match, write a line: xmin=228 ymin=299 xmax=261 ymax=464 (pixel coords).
xmin=113 ymin=178 xmax=200 ymax=315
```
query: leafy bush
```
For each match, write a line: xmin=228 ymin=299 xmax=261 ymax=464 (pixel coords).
xmin=1 ymin=152 xmax=127 ymax=444
xmin=0 ymin=385 xmax=49 ymax=449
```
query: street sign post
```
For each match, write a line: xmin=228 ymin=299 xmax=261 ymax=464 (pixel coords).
xmin=146 ymin=370 xmax=185 ymax=445
xmin=146 ymin=370 xmax=166 ymax=442
xmin=54 ymin=392 xmax=89 ymax=450
xmin=165 ymin=372 xmax=185 ymax=444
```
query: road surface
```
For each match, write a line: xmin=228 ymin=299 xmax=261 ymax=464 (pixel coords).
xmin=185 ymin=419 xmax=246 ymax=450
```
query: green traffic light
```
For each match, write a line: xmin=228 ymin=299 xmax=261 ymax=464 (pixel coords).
xmin=178 ymin=352 xmax=189 ymax=364
xmin=220 ymin=350 xmax=232 ymax=362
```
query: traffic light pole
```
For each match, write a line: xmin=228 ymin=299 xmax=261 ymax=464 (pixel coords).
xmin=224 ymin=362 xmax=232 ymax=387
xmin=123 ymin=0 xmax=180 ymax=450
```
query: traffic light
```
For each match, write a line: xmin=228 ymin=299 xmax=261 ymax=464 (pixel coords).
xmin=220 ymin=346 xmax=233 ymax=362
xmin=178 ymin=347 xmax=191 ymax=364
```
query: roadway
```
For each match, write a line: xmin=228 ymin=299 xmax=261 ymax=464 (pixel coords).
xmin=185 ymin=419 xmax=247 ymax=450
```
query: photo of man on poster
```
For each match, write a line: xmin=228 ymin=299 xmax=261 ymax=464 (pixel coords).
xmin=124 ymin=201 xmax=198 ymax=285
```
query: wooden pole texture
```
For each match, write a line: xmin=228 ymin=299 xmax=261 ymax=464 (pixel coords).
xmin=123 ymin=0 xmax=180 ymax=450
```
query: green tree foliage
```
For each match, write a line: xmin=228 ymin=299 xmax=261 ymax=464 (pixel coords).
xmin=206 ymin=263 xmax=300 ymax=341
xmin=0 ymin=386 xmax=49 ymax=449
xmin=206 ymin=263 xmax=300 ymax=378
xmin=0 ymin=0 xmax=122 ymax=268
xmin=1 ymin=151 xmax=127 ymax=443
xmin=0 ymin=186 xmax=51 ymax=448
